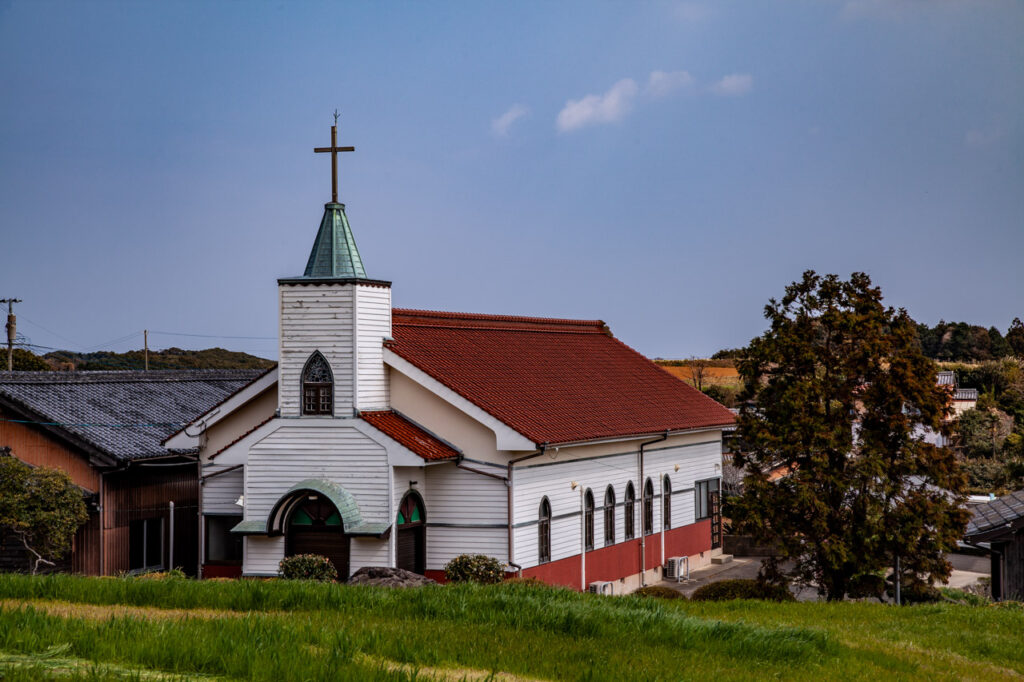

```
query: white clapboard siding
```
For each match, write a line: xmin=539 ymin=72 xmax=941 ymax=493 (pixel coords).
xmin=427 ymin=527 xmax=507 ymax=570
xmin=245 ymin=423 xmax=390 ymax=523
xmin=278 ymin=285 xmax=355 ymax=417
xmin=511 ymin=436 xmax=722 ymax=567
xmin=202 ymin=466 xmax=243 ymax=515
xmin=355 ymin=285 xmax=391 ymax=410
xmin=245 ymin=535 xmax=284 ymax=576
xmin=351 ymin=537 xmax=390 ymax=571
xmin=423 ymin=462 xmax=508 ymax=569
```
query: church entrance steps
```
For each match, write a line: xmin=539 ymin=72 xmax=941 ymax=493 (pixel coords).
xmin=711 ymin=554 xmax=733 ymax=565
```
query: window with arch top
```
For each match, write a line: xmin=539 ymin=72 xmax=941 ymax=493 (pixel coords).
xmin=302 ymin=351 xmax=333 ymax=415
xmin=603 ymin=485 xmax=616 ymax=546
xmin=584 ymin=488 xmax=595 ymax=552
xmin=643 ymin=477 xmax=654 ymax=536
xmin=662 ymin=475 xmax=672 ymax=530
xmin=538 ymin=497 xmax=552 ymax=564
xmin=624 ymin=482 xmax=636 ymax=540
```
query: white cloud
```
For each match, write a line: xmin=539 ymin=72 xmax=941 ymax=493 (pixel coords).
xmin=646 ymin=70 xmax=695 ymax=98
xmin=556 ymin=78 xmax=639 ymax=133
xmin=491 ymin=104 xmax=529 ymax=136
xmin=710 ymin=73 xmax=753 ymax=96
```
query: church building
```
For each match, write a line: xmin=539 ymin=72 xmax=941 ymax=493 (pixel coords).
xmin=165 ymin=124 xmax=735 ymax=591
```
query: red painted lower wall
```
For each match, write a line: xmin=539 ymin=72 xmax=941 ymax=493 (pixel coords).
xmin=202 ymin=564 xmax=243 ymax=579
xmin=522 ymin=520 xmax=712 ymax=590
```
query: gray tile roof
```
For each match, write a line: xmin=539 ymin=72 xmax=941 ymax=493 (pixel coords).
xmin=954 ymin=388 xmax=978 ymax=401
xmin=936 ymin=370 xmax=957 ymax=387
xmin=0 ymin=370 xmax=263 ymax=463
xmin=965 ymin=489 xmax=1024 ymax=539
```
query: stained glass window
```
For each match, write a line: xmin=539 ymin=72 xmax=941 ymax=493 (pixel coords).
xmin=396 ymin=493 xmax=424 ymax=526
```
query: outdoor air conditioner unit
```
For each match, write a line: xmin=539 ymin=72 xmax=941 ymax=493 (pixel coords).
xmin=664 ymin=556 xmax=690 ymax=582
xmin=588 ymin=581 xmax=614 ymax=596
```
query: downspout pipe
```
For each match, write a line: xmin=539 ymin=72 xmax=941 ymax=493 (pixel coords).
xmin=638 ymin=432 xmax=668 ymax=587
xmin=507 ymin=444 xmax=548 ymax=577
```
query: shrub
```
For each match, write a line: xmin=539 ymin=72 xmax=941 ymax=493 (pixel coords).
xmin=847 ymin=572 xmax=886 ymax=600
xmin=633 ymin=585 xmax=686 ymax=600
xmin=278 ymin=554 xmax=338 ymax=582
xmin=690 ymin=579 xmax=795 ymax=602
xmin=443 ymin=554 xmax=505 ymax=584
xmin=887 ymin=577 xmax=941 ymax=604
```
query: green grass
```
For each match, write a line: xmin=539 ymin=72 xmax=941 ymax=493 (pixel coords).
xmin=0 ymin=574 xmax=1022 ymax=680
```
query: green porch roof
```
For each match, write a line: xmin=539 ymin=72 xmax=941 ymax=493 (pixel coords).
xmin=232 ymin=478 xmax=390 ymax=538
xmin=302 ymin=203 xmax=366 ymax=279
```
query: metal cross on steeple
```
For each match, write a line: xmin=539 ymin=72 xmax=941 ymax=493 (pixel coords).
xmin=314 ymin=110 xmax=355 ymax=204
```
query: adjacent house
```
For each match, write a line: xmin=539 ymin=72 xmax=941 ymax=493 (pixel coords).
xmin=963 ymin=490 xmax=1024 ymax=600
xmin=0 ymin=369 xmax=262 ymax=575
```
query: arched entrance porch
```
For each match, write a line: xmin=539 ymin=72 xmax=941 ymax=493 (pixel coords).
xmin=284 ymin=492 xmax=350 ymax=579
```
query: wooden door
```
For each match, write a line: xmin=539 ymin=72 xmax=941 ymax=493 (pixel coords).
xmin=395 ymin=492 xmax=426 ymax=574
xmin=285 ymin=494 xmax=350 ymax=579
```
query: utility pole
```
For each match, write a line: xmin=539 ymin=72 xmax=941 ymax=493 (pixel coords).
xmin=144 ymin=329 xmax=149 ymax=371
xmin=1 ymin=299 xmax=22 ymax=371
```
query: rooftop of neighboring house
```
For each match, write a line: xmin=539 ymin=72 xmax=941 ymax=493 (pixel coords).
xmin=0 ymin=370 xmax=264 ymax=463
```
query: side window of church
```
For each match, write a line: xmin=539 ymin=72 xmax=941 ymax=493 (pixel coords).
xmin=695 ymin=479 xmax=719 ymax=520
xmin=642 ymin=478 xmax=654 ymax=536
xmin=129 ymin=517 xmax=163 ymax=572
xmin=302 ymin=352 xmax=333 ymax=415
xmin=624 ymin=482 xmax=635 ymax=540
xmin=205 ymin=515 xmax=243 ymax=564
xmin=538 ymin=497 xmax=551 ymax=564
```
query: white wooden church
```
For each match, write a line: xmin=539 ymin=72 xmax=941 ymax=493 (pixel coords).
xmin=165 ymin=125 xmax=735 ymax=591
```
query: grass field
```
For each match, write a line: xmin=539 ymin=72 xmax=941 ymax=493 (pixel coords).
xmin=0 ymin=574 xmax=1022 ymax=681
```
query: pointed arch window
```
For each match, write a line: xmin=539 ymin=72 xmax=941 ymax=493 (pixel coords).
xmin=624 ymin=482 xmax=636 ymax=540
xmin=538 ymin=497 xmax=551 ymax=564
xmin=662 ymin=475 xmax=672 ymax=530
xmin=603 ymin=485 xmax=616 ymax=547
xmin=643 ymin=477 xmax=654 ymax=536
xmin=584 ymin=489 xmax=595 ymax=552
xmin=302 ymin=352 xmax=333 ymax=415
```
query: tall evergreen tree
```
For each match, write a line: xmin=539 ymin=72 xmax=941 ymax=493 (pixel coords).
xmin=730 ymin=271 xmax=969 ymax=601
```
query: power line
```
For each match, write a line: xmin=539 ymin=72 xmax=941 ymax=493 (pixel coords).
xmin=149 ymin=330 xmax=277 ymax=341
xmin=19 ymin=316 xmax=83 ymax=351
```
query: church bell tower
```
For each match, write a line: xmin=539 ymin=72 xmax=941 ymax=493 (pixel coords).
xmin=276 ymin=116 xmax=392 ymax=418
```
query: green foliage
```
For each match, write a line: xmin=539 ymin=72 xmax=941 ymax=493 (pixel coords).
xmin=0 ymin=456 xmax=89 ymax=574
xmin=702 ymin=384 xmax=739 ymax=408
xmin=690 ymin=579 xmax=794 ymax=602
xmin=731 ymin=271 xmax=969 ymax=601
xmin=41 ymin=347 xmax=274 ymax=371
xmin=632 ymin=585 xmax=687 ymax=600
xmin=916 ymin=320 xmax=1022 ymax=362
xmin=278 ymin=554 xmax=338 ymax=582
xmin=443 ymin=553 xmax=505 ymax=584
xmin=3 ymin=349 xmax=50 ymax=370
xmin=712 ymin=348 xmax=745 ymax=359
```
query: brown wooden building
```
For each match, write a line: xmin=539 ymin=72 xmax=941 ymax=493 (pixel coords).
xmin=0 ymin=370 xmax=262 ymax=576
xmin=964 ymin=490 xmax=1024 ymax=601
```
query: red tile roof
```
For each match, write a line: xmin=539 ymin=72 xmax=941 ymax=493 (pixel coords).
xmin=388 ymin=309 xmax=735 ymax=446
xmin=359 ymin=410 xmax=460 ymax=461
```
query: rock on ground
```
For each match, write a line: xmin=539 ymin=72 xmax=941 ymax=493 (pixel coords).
xmin=347 ymin=566 xmax=437 ymax=587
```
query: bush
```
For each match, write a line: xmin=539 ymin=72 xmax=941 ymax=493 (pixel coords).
xmin=887 ymin=576 xmax=941 ymax=604
xmin=632 ymin=585 xmax=686 ymax=600
xmin=690 ymin=579 xmax=795 ymax=602
xmin=443 ymin=554 xmax=505 ymax=584
xmin=278 ymin=554 xmax=338 ymax=582
xmin=847 ymin=572 xmax=886 ymax=600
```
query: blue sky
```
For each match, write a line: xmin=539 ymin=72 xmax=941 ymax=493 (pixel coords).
xmin=1 ymin=0 xmax=1021 ymax=360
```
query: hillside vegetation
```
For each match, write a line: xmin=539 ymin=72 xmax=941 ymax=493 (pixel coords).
xmin=1 ymin=574 xmax=1023 ymax=680
xmin=5 ymin=347 xmax=274 ymax=372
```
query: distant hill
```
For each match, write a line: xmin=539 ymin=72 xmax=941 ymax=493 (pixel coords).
xmin=35 ymin=347 xmax=274 ymax=371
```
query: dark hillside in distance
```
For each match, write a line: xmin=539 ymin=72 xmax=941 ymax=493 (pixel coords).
xmin=35 ymin=347 xmax=274 ymax=371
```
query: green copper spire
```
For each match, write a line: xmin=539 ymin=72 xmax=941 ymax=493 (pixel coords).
xmin=302 ymin=202 xmax=367 ymax=279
